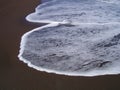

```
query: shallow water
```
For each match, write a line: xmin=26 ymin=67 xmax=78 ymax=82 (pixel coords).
xmin=18 ymin=0 xmax=120 ymax=76
xmin=26 ymin=0 xmax=120 ymax=23
xmin=1 ymin=0 xmax=120 ymax=89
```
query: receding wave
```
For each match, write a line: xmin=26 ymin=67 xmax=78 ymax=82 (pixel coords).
xmin=18 ymin=0 xmax=120 ymax=76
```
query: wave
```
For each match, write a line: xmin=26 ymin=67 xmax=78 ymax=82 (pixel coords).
xmin=18 ymin=0 xmax=120 ymax=76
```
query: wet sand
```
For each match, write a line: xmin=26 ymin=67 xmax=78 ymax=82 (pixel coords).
xmin=0 ymin=0 xmax=120 ymax=90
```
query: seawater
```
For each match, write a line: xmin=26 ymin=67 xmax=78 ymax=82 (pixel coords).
xmin=18 ymin=0 xmax=120 ymax=76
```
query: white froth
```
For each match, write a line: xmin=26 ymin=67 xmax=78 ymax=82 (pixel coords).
xmin=18 ymin=0 xmax=120 ymax=76
xmin=18 ymin=23 xmax=120 ymax=76
xmin=26 ymin=0 xmax=120 ymax=23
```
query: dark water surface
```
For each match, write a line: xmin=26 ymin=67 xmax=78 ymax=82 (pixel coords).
xmin=0 ymin=0 xmax=120 ymax=90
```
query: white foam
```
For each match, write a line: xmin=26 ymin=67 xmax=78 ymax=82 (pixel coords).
xmin=18 ymin=0 xmax=120 ymax=76
xmin=26 ymin=0 xmax=120 ymax=24
xmin=99 ymin=0 xmax=120 ymax=4
xmin=18 ymin=23 xmax=120 ymax=76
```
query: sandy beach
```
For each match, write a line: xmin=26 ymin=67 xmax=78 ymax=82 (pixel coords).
xmin=0 ymin=0 xmax=120 ymax=89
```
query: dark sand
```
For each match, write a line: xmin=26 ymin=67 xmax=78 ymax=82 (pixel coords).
xmin=0 ymin=0 xmax=120 ymax=90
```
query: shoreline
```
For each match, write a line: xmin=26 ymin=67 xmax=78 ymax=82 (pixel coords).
xmin=0 ymin=0 xmax=120 ymax=89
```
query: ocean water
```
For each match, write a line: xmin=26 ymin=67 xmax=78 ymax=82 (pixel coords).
xmin=41 ymin=0 xmax=52 ymax=3
xmin=26 ymin=0 xmax=120 ymax=23
xmin=18 ymin=0 xmax=120 ymax=76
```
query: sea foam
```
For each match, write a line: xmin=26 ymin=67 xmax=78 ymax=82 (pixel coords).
xmin=26 ymin=0 xmax=120 ymax=23
xmin=18 ymin=0 xmax=120 ymax=76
